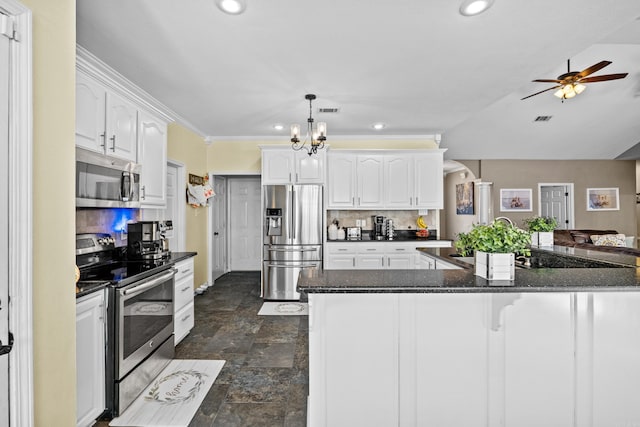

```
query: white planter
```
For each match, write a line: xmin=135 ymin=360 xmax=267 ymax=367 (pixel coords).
xmin=531 ymin=231 xmax=554 ymax=247
xmin=474 ymin=251 xmax=514 ymax=280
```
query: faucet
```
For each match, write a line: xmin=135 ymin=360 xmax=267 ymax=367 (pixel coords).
xmin=494 ymin=216 xmax=514 ymax=226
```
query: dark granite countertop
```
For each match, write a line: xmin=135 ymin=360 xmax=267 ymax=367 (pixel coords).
xmin=327 ymin=229 xmax=451 ymax=243
xmin=298 ymin=267 xmax=640 ymax=294
xmin=76 ymin=251 xmax=197 ymax=298
xmin=300 ymin=245 xmax=640 ymax=294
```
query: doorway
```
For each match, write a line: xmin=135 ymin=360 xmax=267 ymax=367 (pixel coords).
xmin=228 ymin=177 xmax=261 ymax=271
xmin=539 ymin=183 xmax=574 ymax=229
xmin=0 ymin=2 xmax=33 ymax=426
xmin=210 ymin=176 xmax=227 ymax=282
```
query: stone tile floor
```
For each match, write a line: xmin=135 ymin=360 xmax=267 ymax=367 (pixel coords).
xmin=181 ymin=271 xmax=308 ymax=427
xmin=95 ymin=271 xmax=308 ymax=427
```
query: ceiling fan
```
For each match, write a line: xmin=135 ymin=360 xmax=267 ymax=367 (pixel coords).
xmin=521 ymin=59 xmax=628 ymax=101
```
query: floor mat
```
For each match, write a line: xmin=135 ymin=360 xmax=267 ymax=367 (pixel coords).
xmin=109 ymin=359 xmax=225 ymax=427
xmin=258 ymin=301 xmax=308 ymax=315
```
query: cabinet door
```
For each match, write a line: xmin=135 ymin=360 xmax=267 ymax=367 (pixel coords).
xmin=418 ymin=254 xmax=435 ymax=269
xmin=356 ymin=254 xmax=385 ymax=269
xmin=138 ymin=112 xmax=167 ymax=207
xmin=499 ymin=293 xmax=574 ymax=426
xmin=325 ymin=255 xmax=356 ymax=269
xmin=105 ymin=91 xmax=138 ymax=162
xmin=76 ymin=291 xmax=106 ymax=427
xmin=384 ymin=155 xmax=413 ymax=208
xmin=262 ymin=150 xmax=295 ymax=184
xmin=295 ymin=150 xmax=324 ymax=183
xmin=414 ymin=153 xmax=443 ymax=209
xmin=75 ymin=72 xmax=106 ymax=153
xmin=356 ymin=155 xmax=384 ymax=207
xmin=386 ymin=253 xmax=413 ymax=269
xmin=327 ymin=153 xmax=357 ymax=208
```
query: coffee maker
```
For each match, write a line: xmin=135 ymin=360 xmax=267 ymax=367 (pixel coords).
xmin=127 ymin=221 xmax=171 ymax=260
xmin=372 ymin=215 xmax=386 ymax=240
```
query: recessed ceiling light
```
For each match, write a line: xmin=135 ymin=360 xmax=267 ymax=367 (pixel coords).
xmin=215 ymin=0 xmax=246 ymax=15
xmin=372 ymin=123 xmax=386 ymax=130
xmin=273 ymin=124 xmax=284 ymax=131
xmin=459 ymin=0 xmax=494 ymax=16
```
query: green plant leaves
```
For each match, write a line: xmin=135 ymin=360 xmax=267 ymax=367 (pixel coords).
xmin=455 ymin=220 xmax=531 ymax=256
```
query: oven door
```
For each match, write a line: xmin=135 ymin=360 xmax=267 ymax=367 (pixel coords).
xmin=115 ymin=269 xmax=175 ymax=379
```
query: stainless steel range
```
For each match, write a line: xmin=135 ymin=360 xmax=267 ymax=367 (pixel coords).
xmin=76 ymin=233 xmax=176 ymax=417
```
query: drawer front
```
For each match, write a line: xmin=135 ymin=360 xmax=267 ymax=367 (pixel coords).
xmin=174 ymin=302 xmax=194 ymax=345
xmin=174 ymin=276 xmax=194 ymax=311
xmin=174 ymin=259 xmax=194 ymax=282
xmin=326 ymin=244 xmax=356 ymax=254
xmin=357 ymin=245 xmax=384 ymax=254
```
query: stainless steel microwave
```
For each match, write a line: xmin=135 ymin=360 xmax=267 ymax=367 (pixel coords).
xmin=76 ymin=147 xmax=141 ymax=208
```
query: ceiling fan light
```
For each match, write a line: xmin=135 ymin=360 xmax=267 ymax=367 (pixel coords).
xmin=553 ymin=88 xmax=564 ymax=99
xmin=574 ymin=83 xmax=586 ymax=94
xmin=459 ymin=0 xmax=494 ymax=16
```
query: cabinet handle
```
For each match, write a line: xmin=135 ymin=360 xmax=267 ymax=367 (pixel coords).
xmin=141 ymin=185 xmax=146 ymax=200
xmin=353 ymin=258 xmax=355 ymax=267
xmin=289 ymin=172 xmax=292 ymax=182
xmin=181 ymin=314 xmax=192 ymax=322
xmin=296 ymin=173 xmax=299 ymax=182
xmin=416 ymin=197 xmax=419 ymax=205
xmin=100 ymin=132 xmax=106 ymax=149
xmin=109 ymin=135 xmax=116 ymax=151
xmin=338 ymin=248 xmax=348 ymax=252
xmin=366 ymin=248 xmax=376 ymax=251
xmin=181 ymin=286 xmax=191 ymax=292
xmin=352 ymin=197 xmax=355 ymax=205
xmin=181 ymin=269 xmax=191 ymax=274
xmin=358 ymin=197 xmax=361 ymax=205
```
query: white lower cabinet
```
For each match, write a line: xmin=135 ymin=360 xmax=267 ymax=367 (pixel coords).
xmin=308 ymin=291 xmax=640 ymax=426
xmin=325 ymin=242 xmax=452 ymax=270
xmin=76 ymin=290 xmax=106 ymax=427
xmin=418 ymin=251 xmax=462 ymax=269
xmin=173 ymin=258 xmax=195 ymax=344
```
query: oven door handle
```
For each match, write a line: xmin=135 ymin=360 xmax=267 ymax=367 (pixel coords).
xmin=121 ymin=269 xmax=176 ymax=297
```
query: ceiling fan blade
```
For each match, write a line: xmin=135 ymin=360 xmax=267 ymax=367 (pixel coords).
xmin=532 ymin=79 xmax=563 ymax=83
xmin=577 ymin=60 xmax=612 ymax=78
xmin=579 ymin=73 xmax=628 ymax=83
xmin=521 ymin=85 xmax=562 ymax=100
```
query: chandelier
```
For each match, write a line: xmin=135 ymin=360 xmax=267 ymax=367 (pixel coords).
xmin=291 ymin=94 xmax=327 ymax=156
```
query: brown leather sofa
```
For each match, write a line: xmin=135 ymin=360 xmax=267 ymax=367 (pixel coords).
xmin=553 ymin=229 xmax=640 ymax=257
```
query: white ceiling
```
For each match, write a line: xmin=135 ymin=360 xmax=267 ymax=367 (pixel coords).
xmin=76 ymin=0 xmax=640 ymax=160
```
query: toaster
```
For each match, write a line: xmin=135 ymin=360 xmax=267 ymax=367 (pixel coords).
xmin=346 ymin=227 xmax=362 ymax=240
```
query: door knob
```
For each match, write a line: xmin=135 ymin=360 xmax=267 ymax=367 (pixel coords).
xmin=214 ymin=232 xmax=219 ymax=236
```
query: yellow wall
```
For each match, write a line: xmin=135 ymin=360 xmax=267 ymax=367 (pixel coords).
xmin=22 ymin=0 xmax=77 ymax=425
xmin=167 ymin=123 xmax=209 ymax=287
xmin=207 ymin=138 xmax=439 ymax=173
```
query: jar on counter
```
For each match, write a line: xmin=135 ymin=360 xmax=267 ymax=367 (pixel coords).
xmin=337 ymin=227 xmax=346 ymax=240
xmin=328 ymin=224 xmax=338 ymax=240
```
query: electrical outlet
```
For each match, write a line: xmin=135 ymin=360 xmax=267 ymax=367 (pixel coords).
xmin=361 ymin=218 xmax=367 ymax=228
xmin=356 ymin=219 xmax=362 ymax=227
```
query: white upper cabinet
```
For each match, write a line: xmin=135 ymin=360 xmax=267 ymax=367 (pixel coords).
xmin=76 ymin=71 xmax=138 ymax=163
xmin=327 ymin=149 xmax=444 ymax=209
xmin=76 ymin=72 xmax=107 ymax=154
xmin=261 ymin=146 xmax=325 ymax=184
xmin=105 ymin=91 xmax=138 ymax=162
xmin=414 ymin=152 xmax=444 ymax=209
xmin=327 ymin=152 xmax=357 ymax=207
xmin=384 ymin=155 xmax=413 ymax=208
xmin=356 ymin=155 xmax=384 ymax=207
xmin=138 ymin=111 xmax=168 ymax=207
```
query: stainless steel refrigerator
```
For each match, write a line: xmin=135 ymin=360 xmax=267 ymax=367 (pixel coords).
xmin=262 ymin=184 xmax=323 ymax=300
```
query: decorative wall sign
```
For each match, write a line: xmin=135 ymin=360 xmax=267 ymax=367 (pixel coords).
xmin=456 ymin=182 xmax=474 ymax=215
xmin=500 ymin=188 xmax=532 ymax=212
xmin=587 ymin=187 xmax=619 ymax=211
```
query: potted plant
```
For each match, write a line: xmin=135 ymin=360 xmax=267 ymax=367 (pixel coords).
xmin=522 ymin=216 xmax=557 ymax=247
xmin=457 ymin=220 xmax=531 ymax=280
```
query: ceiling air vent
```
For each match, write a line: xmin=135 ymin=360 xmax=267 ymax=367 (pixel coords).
xmin=534 ymin=115 xmax=553 ymax=122
xmin=318 ymin=107 xmax=340 ymax=113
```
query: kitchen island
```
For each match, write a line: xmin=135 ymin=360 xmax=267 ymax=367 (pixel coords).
xmin=299 ymin=260 xmax=640 ymax=427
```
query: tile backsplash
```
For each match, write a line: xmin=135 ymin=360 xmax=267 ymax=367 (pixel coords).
xmin=327 ymin=210 xmax=437 ymax=230
xmin=76 ymin=208 xmax=140 ymax=247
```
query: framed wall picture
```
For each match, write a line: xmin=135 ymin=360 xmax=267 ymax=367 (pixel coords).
xmin=456 ymin=182 xmax=474 ymax=215
xmin=500 ymin=188 xmax=532 ymax=212
xmin=587 ymin=187 xmax=619 ymax=211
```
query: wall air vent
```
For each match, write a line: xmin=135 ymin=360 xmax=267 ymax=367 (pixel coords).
xmin=318 ymin=107 xmax=340 ymax=113
xmin=534 ymin=116 xmax=553 ymax=122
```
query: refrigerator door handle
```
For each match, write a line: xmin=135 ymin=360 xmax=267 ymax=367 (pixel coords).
xmin=291 ymin=188 xmax=296 ymax=240
xmin=268 ymin=247 xmax=318 ymax=252
xmin=267 ymin=263 xmax=318 ymax=268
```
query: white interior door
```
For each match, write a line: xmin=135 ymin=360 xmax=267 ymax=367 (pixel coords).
xmin=211 ymin=176 xmax=227 ymax=281
xmin=539 ymin=184 xmax=573 ymax=229
xmin=229 ymin=177 xmax=261 ymax=271
xmin=0 ymin=14 xmax=10 ymax=427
